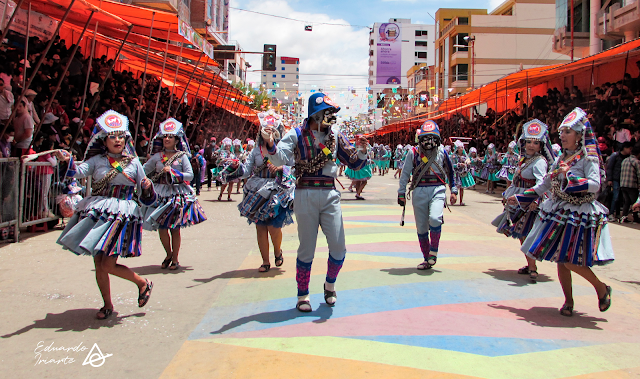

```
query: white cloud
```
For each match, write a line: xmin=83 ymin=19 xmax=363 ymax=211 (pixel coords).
xmin=229 ymin=0 xmax=370 ymax=117
xmin=488 ymin=0 xmax=506 ymax=12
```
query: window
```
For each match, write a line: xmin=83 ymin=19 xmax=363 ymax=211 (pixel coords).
xmin=417 ymin=52 xmax=427 ymax=59
xmin=263 ymin=82 xmax=266 ymax=85
xmin=263 ymin=74 xmax=266 ymax=77
xmin=458 ymin=17 xmax=469 ymax=25
xmin=281 ymin=59 xmax=285 ymax=64
xmin=415 ymin=41 xmax=428 ymax=47
xmin=282 ymin=75 xmax=286 ymax=78
xmin=282 ymin=67 xmax=285 ymax=70
xmin=272 ymin=74 xmax=276 ymax=78
xmin=296 ymin=75 xmax=299 ymax=79
xmin=369 ymin=50 xmax=374 ymax=56
xmin=272 ymin=82 xmax=277 ymax=86
xmin=455 ymin=64 xmax=468 ymax=81
xmin=296 ymin=68 xmax=299 ymax=71
xmin=415 ymin=30 xmax=428 ymax=36
xmin=455 ymin=33 xmax=468 ymax=52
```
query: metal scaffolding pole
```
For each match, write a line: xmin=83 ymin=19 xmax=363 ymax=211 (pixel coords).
xmin=133 ymin=11 xmax=156 ymax=146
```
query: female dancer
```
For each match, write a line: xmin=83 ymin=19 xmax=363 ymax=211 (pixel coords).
xmin=508 ymin=108 xmax=614 ymax=316
xmin=393 ymin=144 xmax=404 ymax=179
xmin=238 ymin=111 xmax=295 ymax=272
xmin=469 ymin=147 xmax=482 ymax=189
xmin=345 ymin=136 xmax=372 ymax=200
xmin=216 ymin=138 xmax=240 ymax=201
xmin=482 ymin=144 xmax=500 ymax=193
xmin=55 ymin=110 xmax=156 ymax=320
xmin=451 ymin=140 xmax=476 ymax=205
xmin=499 ymin=141 xmax=519 ymax=188
xmin=143 ymin=118 xmax=207 ymax=270
xmin=493 ymin=120 xmax=555 ymax=281
xmin=232 ymin=139 xmax=245 ymax=194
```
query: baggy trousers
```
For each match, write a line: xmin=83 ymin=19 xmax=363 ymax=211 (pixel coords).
xmin=294 ymin=188 xmax=346 ymax=297
xmin=411 ymin=185 xmax=446 ymax=260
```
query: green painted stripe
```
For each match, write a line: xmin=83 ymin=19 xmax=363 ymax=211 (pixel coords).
xmin=200 ymin=337 xmax=640 ymax=379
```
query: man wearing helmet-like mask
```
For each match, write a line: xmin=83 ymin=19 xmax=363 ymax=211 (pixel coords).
xmin=263 ymin=93 xmax=369 ymax=312
xmin=398 ymin=120 xmax=458 ymax=270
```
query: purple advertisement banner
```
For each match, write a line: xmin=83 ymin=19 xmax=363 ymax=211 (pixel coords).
xmin=376 ymin=23 xmax=401 ymax=85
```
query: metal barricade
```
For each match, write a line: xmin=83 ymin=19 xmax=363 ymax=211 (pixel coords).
xmin=0 ymin=157 xmax=20 ymax=242
xmin=19 ymin=154 xmax=62 ymax=229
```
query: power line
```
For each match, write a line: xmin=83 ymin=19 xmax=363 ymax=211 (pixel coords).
xmin=230 ymin=7 xmax=371 ymax=29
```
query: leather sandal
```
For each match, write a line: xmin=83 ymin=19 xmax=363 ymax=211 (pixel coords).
xmin=559 ymin=303 xmax=573 ymax=317
xmin=169 ymin=262 xmax=180 ymax=270
xmin=417 ymin=261 xmax=432 ymax=270
xmin=324 ymin=286 xmax=337 ymax=306
xmin=598 ymin=285 xmax=612 ymax=312
xmin=274 ymin=251 xmax=284 ymax=267
xmin=96 ymin=307 xmax=113 ymax=320
xmin=138 ymin=279 xmax=153 ymax=308
xmin=296 ymin=300 xmax=312 ymax=312
xmin=258 ymin=264 xmax=270 ymax=272
xmin=529 ymin=270 xmax=538 ymax=282
xmin=161 ymin=257 xmax=172 ymax=269
xmin=517 ymin=266 xmax=530 ymax=275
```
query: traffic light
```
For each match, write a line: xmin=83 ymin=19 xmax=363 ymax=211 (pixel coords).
xmin=262 ymin=44 xmax=276 ymax=71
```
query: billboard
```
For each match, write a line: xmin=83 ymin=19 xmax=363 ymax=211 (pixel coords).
xmin=376 ymin=23 xmax=401 ymax=85
xmin=1 ymin=0 xmax=58 ymax=41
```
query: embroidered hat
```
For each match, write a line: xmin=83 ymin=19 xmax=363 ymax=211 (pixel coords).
xmin=519 ymin=119 xmax=555 ymax=162
xmin=559 ymin=107 xmax=600 ymax=162
xmin=257 ymin=110 xmax=285 ymax=143
xmin=469 ymin=147 xmax=477 ymax=154
xmin=308 ymin=92 xmax=340 ymax=117
xmin=151 ymin=118 xmax=191 ymax=156
xmin=84 ymin=110 xmax=135 ymax=160
xmin=415 ymin=120 xmax=440 ymax=142
xmin=454 ymin=140 xmax=465 ymax=149
xmin=508 ymin=141 xmax=517 ymax=149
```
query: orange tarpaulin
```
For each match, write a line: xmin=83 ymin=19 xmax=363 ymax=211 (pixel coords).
xmin=375 ymin=38 xmax=640 ymax=136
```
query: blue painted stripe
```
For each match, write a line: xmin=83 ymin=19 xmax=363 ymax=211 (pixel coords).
xmin=188 ymin=277 xmax=593 ymax=340
xmin=346 ymin=335 xmax=601 ymax=357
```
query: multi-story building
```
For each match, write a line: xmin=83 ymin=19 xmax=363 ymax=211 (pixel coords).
xmin=261 ymin=56 xmax=300 ymax=107
xmin=191 ymin=0 xmax=229 ymax=46
xmin=407 ymin=64 xmax=436 ymax=116
xmin=368 ymin=18 xmax=436 ymax=111
xmin=218 ymin=41 xmax=248 ymax=84
xmin=595 ymin=0 xmax=640 ymax=52
xmin=435 ymin=1 xmax=572 ymax=102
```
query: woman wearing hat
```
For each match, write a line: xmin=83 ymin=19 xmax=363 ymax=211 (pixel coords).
xmin=482 ymin=143 xmax=500 ymax=193
xmin=238 ymin=111 xmax=294 ymax=272
xmin=508 ymin=108 xmax=614 ymax=316
xmin=143 ymin=118 xmax=207 ymax=270
xmin=55 ymin=110 xmax=156 ymax=320
xmin=493 ymin=120 xmax=555 ymax=282
xmin=216 ymin=138 xmax=241 ymax=201
xmin=232 ymin=139 xmax=245 ymax=194
xmin=345 ymin=136 xmax=372 ymax=200
xmin=499 ymin=141 xmax=519 ymax=188
xmin=451 ymin=140 xmax=476 ymax=205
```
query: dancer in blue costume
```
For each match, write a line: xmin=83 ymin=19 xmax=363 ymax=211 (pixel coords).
xmin=492 ymin=119 xmax=555 ymax=282
xmin=451 ymin=140 xmax=476 ymax=205
xmin=345 ymin=136 xmax=372 ymax=200
xmin=482 ymin=143 xmax=501 ymax=193
xmin=398 ymin=120 xmax=458 ymax=270
xmin=263 ymin=93 xmax=369 ymax=312
xmin=55 ymin=110 xmax=156 ymax=320
xmin=143 ymin=118 xmax=207 ymax=270
xmin=508 ymin=108 xmax=614 ymax=316
xmin=499 ymin=141 xmax=519 ymax=187
xmin=238 ymin=110 xmax=295 ymax=272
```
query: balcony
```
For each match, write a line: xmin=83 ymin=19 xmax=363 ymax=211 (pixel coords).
xmin=597 ymin=1 xmax=640 ymax=40
xmin=131 ymin=0 xmax=184 ymax=14
xmin=451 ymin=79 xmax=468 ymax=89
xmin=451 ymin=50 xmax=468 ymax=64
xmin=552 ymin=28 xmax=590 ymax=55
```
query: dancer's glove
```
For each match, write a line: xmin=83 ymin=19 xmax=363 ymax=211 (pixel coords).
xmin=397 ymin=194 xmax=406 ymax=207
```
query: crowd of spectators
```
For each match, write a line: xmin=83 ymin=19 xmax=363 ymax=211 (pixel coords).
xmin=0 ymin=34 xmax=254 ymax=161
xmin=374 ymin=71 xmax=640 ymax=224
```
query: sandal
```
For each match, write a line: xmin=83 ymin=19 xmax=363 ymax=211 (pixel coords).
xmin=559 ymin=303 xmax=573 ymax=317
xmin=169 ymin=261 xmax=180 ymax=270
xmin=227 ymin=196 xmax=232 ymax=202
xmin=258 ymin=264 xmax=270 ymax=272
xmin=161 ymin=257 xmax=172 ymax=269
xmin=138 ymin=279 xmax=153 ymax=308
xmin=355 ymin=195 xmax=365 ymax=200
xmin=598 ymin=284 xmax=612 ymax=312
xmin=296 ymin=300 xmax=312 ymax=312
xmin=324 ymin=285 xmax=337 ymax=306
xmin=529 ymin=270 xmax=538 ymax=282
xmin=274 ymin=252 xmax=284 ymax=267
xmin=218 ymin=194 xmax=223 ymax=201
xmin=96 ymin=307 xmax=113 ymax=320
xmin=417 ymin=261 xmax=432 ymax=270
xmin=427 ymin=255 xmax=437 ymax=266
xmin=517 ymin=266 xmax=530 ymax=275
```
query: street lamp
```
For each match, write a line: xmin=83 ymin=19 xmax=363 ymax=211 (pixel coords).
xmin=463 ymin=35 xmax=476 ymax=90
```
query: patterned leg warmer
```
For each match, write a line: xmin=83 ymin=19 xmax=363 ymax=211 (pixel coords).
xmin=326 ymin=254 xmax=345 ymax=284
xmin=429 ymin=226 xmax=442 ymax=265
xmin=296 ymin=259 xmax=313 ymax=297
xmin=418 ymin=232 xmax=431 ymax=260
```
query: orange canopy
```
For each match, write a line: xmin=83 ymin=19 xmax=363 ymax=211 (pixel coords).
xmin=376 ymin=37 xmax=640 ymax=136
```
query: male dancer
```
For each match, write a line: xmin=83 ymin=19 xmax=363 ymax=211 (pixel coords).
xmin=398 ymin=120 xmax=458 ymax=270
xmin=264 ymin=93 xmax=368 ymax=312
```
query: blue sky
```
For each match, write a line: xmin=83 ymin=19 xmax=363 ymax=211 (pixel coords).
xmin=228 ymin=0 xmax=505 ymax=116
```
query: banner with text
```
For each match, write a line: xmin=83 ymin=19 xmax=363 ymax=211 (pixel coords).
xmin=1 ymin=0 xmax=59 ymax=41
xmin=376 ymin=23 xmax=401 ymax=85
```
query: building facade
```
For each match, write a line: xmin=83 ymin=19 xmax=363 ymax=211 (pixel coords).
xmin=368 ymin=18 xmax=436 ymax=111
xmin=407 ymin=64 xmax=436 ymax=116
xmin=261 ymin=56 xmax=300 ymax=107
xmin=435 ymin=1 xmax=572 ymax=103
